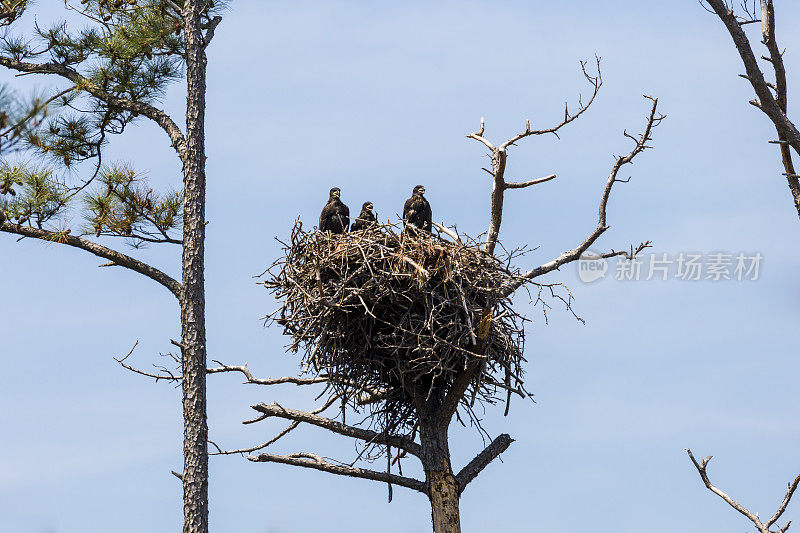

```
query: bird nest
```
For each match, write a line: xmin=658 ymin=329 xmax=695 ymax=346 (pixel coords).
xmin=261 ymin=221 xmax=530 ymax=435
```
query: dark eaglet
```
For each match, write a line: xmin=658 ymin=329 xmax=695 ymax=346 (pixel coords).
xmin=402 ymin=184 xmax=432 ymax=233
xmin=351 ymin=201 xmax=377 ymax=231
xmin=318 ymin=187 xmax=350 ymax=233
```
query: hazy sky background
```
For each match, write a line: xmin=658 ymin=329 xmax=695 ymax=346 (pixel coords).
xmin=2 ymin=1 xmax=799 ymax=532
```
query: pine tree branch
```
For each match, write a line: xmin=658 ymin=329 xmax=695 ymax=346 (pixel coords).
xmin=0 ymin=57 xmax=188 ymax=161
xmin=455 ymin=433 xmax=514 ymax=494
xmin=0 ymin=222 xmax=182 ymax=299
xmin=250 ymin=402 xmax=422 ymax=458
xmin=247 ymin=451 xmax=427 ymax=494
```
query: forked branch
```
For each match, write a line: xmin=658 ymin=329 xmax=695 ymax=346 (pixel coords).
xmin=467 ymin=59 xmax=603 ymax=256
xmin=687 ymin=449 xmax=800 ymax=533
xmin=500 ymin=95 xmax=663 ymax=297
xmin=210 ymin=394 xmax=343 ymax=456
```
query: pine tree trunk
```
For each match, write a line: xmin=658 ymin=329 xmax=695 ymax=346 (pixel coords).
xmin=181 ymin=2 xmax=209 ymax=532
xmin=420 ymin=418 xmax=462 ymax=533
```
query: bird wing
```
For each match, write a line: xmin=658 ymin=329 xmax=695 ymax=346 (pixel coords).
xmin=422 ymin=198 xmax=432 ymax=230
xmin=319 ymin=202 xmax=334 ymax=230
xmin=339 ymin=201 xmax=350 ymax=230
xmin=403 ymin=197 xmax=415 ymax=219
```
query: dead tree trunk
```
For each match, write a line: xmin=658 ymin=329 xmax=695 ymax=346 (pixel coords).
xmin=420 ymin=413 xmax=461 ymax=533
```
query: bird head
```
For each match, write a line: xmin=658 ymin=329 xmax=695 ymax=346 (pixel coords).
xmin=362 ymin=202 xmax=373 ymax=212
xmin=329 ymin=187 xmax=341 ymax=199
xmin=413 ymin=185 xmax=426 ymax=196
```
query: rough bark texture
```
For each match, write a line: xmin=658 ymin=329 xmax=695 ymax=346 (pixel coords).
xmin=429 ymin=469 xmax=461 ymax=533
xmin=759 ymin=0 xmax=800 ymax=219
xmin=484 ymin=150 xmax=507 ymax=256
xmin=420 ymin=414 xmax=461 ymax=533
xmin=705 ymin=0 xmax=800 ymax=220
xmin=181 ymin=2 xmax=209 ymax=532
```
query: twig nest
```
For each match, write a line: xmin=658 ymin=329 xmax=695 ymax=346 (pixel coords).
xmin=262 ymin=221 xmax=528 ymax=433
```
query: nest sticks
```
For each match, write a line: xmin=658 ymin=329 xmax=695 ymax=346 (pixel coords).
xmin=262 ymin=221 xmax=528 ymax=435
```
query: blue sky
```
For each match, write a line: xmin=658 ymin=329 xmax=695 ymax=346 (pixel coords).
xmin=2 ymin=1 xmax=799 ymax=532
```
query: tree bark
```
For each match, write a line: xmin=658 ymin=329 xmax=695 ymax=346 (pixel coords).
xmin=420 ymin=417 xmax=461 ymax=533
xmin=181 ymin=2 xmax=209 ymax=532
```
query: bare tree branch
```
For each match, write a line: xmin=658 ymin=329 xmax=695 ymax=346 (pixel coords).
xmin=211 ymin=422 xmax=301 ymax=456
xmin=687 ymin=449 xmax=764 ymax=527
xmin=0 ymin=57 xmax=188 ymax=160
xmin=432 ymin=221 xmax=463 ymax=245
xmin=114 ymin=342 xmax=183 ymax=382
xmin=702 ymin=0 xmax=800 ymax=218
xmin=687 ymin=449 xmax=799 ymax=533
xmin=211 ymin=394 xmax=343 ymax=456
xmin=455 ymin=433 xmax=514 ymax=494
xmin=202 ymin=16 xmax=223 ymax=48
xmin=251 ymin=402 xmax=422 ymax=458
xmin=466 ymin=117 xmax=495 ymax=151
xmin=248 ymin=451 xmax=427 ymax=494
xmin=499 ymin=56 xmax=602 ymax=150
xmin=115 ymin=351 xmax=332 ymax=387
xmin=207 ymin=361 xmax=328 ymax=386
xmin=466 ymin=59 xmax=603 ymax=257
xmin=504 ymin=174 xmax=557 ymax=189
xmin=1 ymin=222 xmax=182 ymax=299
xmin=595 ymin=241 xmax=652 ymax=260
xmin=767 ymin=472 xmax=800 ymax=529
xmin=500 ymin=95 xmax=663 ymax=297
xmin=208 ymin=362 xmax=386 ymax=406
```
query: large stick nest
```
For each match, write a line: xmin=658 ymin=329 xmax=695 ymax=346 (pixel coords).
xmin=262 ymin=221 xmax=531 ymax=435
